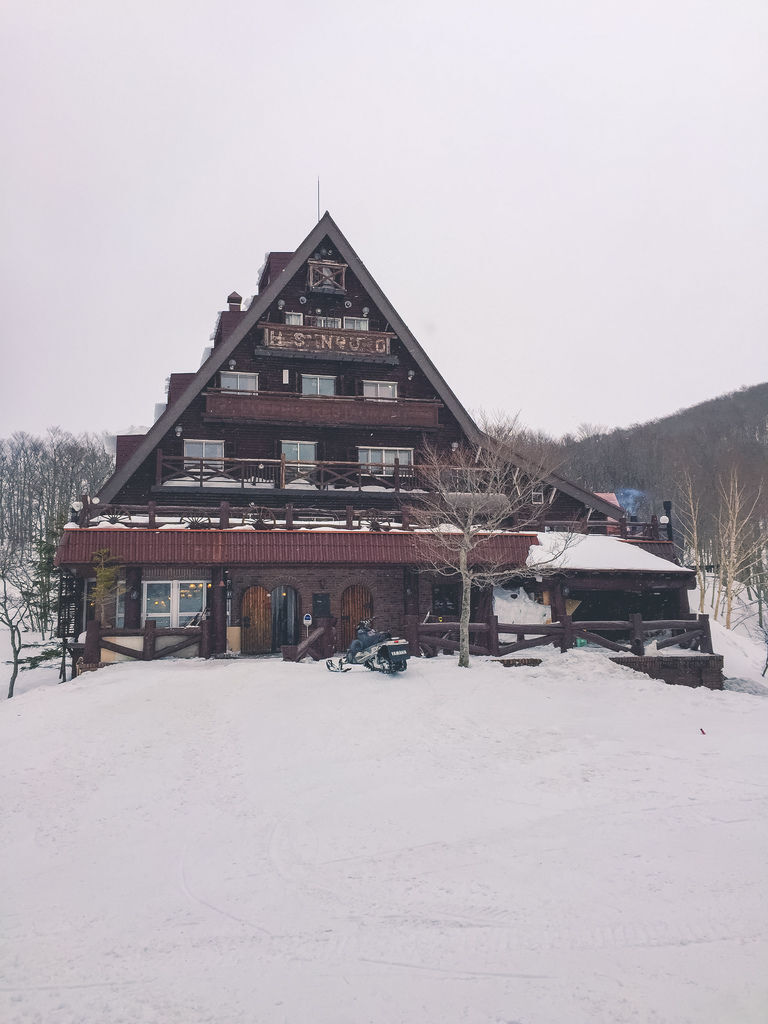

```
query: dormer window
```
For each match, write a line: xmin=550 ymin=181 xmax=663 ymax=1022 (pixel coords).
xmin=307 ymin=260 xmax=347 ymax=294
xmin=343 ymin=317 xmax=369 ymax=331
xmin=220 ymin=371 xmax=258 ymax=392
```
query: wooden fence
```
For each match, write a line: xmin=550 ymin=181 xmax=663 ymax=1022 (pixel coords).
xmin=403 ymin=613 xmax=713 ymax=659
xmin=78 ymin=618 xmax=210 ymax=671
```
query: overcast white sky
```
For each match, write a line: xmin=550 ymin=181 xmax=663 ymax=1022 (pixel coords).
xmin=1 ymin=1 xmax=766 ymax=441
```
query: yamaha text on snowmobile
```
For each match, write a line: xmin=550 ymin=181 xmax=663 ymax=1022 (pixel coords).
xmin=326 ymin=619 xmax=410 ymax=674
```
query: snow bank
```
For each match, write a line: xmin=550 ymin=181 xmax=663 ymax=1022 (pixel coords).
xmin=528 ymin=531 xmax=691 ymax=573
xmin=2 ymin=648 xmax=767 ymax=1024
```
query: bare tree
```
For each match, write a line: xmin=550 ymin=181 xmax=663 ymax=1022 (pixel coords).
xmin=408 ymin=417 xmax=569 ymax=668
xmin=715 ymin=470 xmax=766 ymax=629
xmin=0 ymin=544 xmax=33 ymax=698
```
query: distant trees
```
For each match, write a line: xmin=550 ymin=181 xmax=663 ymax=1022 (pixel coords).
xmin=0 ymin=429 xmax=114 ymax=644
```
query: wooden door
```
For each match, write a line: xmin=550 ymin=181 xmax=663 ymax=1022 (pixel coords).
xmin=340 ymin=585 xmax=373 ymax=649
xmin=241 ymin=586 xmax=271 ymax=654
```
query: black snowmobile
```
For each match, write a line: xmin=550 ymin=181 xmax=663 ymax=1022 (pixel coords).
xmin=326 ymin=618 xmax=410 ymax=674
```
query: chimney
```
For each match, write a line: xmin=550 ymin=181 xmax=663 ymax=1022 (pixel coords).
xmin=227 ymin=291 xmax=242 ymax=312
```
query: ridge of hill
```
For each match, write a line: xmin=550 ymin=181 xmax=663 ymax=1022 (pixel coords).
xmin=556 ymin=382 xmax=768 ymax=515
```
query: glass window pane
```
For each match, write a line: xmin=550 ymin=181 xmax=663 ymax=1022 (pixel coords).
xmin=184 ymin=441 xmax=204 ymax=459
xmin=220 ymin=373 xmax=238 ymax=390
xmin=285 ymin=312 xmax=303 ymax=325
xmin=203 ymin=441 xmax=224 ymax=458
xmin=298 ymin=442 xmax=317 ymax=462
xmin=282 ymin=442 xmax=299 ymax=461
xmin=317 ymin=376 xmax=335 ymax=396
xmin=145 ymin=583 xmax=171 ymax=620
xmin=178 ymin=581 xmax=205 ymax=615
xmin=301 ymin=376 xmax=317 ymax=395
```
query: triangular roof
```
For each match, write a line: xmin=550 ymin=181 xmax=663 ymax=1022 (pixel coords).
xmin=98 ymin=213 xmax=621 ymax=519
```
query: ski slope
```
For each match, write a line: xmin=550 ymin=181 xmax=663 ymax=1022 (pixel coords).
xmin=2 ymin=641 xmax=767 ymax=1024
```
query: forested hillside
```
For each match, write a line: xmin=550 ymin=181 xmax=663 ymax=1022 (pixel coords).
xmin=555 ymin=382 xmax=768 ymax=624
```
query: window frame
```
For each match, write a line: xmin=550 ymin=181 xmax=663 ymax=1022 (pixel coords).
xmin=301 ymin=374 xmax=336 ymax=397
xmin=306 ymin=315 xmax=342 ymax=329
xmin=183 ymin=439 xmax=225 ymax=470
xmin=357 ymin=446 xmax=413 ymax=475
xmin=219 ymin=371 xmax=259 ymax=393
xmin=284 ymin=311 xmax=304 ymax=326
xmin=142 ymin=580 xmax=208 ymax=628
xmin=531 ymin=488 xmax=545 ymax=505
xmin=281 ymin=440 xmax=318 ymax=471
xmin=362 ymin=380 xmax=398 ymax=401
xmin=343 ymin=316 xmax=369 ymax=331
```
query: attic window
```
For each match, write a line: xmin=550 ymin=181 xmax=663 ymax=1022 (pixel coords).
xmin=285 ymin=312 xmax=303 ymax=326
xmin=531 ymin=489 xmax=545 ymax=505
xmin=343 ymin=317 xmax=369 ymax=331
xmin=307 ymin=260 xmax=347 ymax=294
xmin=220 ymin=371 xmax=258 ymax=393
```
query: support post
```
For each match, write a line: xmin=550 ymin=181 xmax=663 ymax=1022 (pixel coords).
xmin=488 ymin=613 xmax=499 ymax=657
xmin=630 ymin=612 xmax=645 ymax=656
xmin=211 ymin=568 xmax=227 ymax=655
xmin=280 ymin=453 xmax=286 ymax=489
xmin=345 ymin=505 xmax=354 ymax=530
xmin=124 ymin=567 xmax=142 ymax=629
xmin=285 ymin=504 xmax=294 ymax=530
xmin=403 ymin=614 xmax=421 ymax=657
xmin=147 ymin=501 xmax=157 ymax=529
xmin=84 ymin=619 xmax=101 ymax=664
xmin=200 ymin=618 xmax=211 ymax=659
xmin=219 ymin=501 xmax=230 ymax=530
xmin=155 ymin=449 xmax=163 ymax=487
xmin=142 ymin=620 xmax=156 ymax=660
xmin=698 ymin=614 xmax=714 ymax=654
xmin=559 ymin=613 xmax=573 ymax=653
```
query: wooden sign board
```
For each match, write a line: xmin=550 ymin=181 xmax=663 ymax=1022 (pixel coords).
xmin=263 ymin=324 xmax=391 ymax=356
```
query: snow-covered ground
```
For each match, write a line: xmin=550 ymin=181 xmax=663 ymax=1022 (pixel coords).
xmin=2 ymin=624 xmax=768 ymax=1024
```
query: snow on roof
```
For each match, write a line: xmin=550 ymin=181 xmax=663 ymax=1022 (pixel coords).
xmin=527 ymin=532 xmax=690 ymax=574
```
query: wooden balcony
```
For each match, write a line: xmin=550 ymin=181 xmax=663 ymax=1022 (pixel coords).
xmin=155 ymin=453 xmax=424 ymax=492
xmin=204 ymin=389 xmax=441 ymax=429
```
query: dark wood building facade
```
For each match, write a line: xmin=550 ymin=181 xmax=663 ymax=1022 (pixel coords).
xmin=55 ymin=214 xmax=693 ymax=662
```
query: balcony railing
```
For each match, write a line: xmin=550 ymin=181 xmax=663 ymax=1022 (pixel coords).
xmin=156 ymin=453 xmax=423 ymax=492
xmin=204 ymin=389 xmax=441 ymax=429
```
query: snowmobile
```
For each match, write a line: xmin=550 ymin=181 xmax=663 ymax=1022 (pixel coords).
xmin=326 ymin=618 xmax=410 ymax=674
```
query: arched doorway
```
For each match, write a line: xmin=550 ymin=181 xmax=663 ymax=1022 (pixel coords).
xmin=241 ymin=586 xmax=271 ymax=654
xmin=270 ymin=584 xmax=299 ymax=650
xmin=340 ymin=584 xmax=374 ymax=649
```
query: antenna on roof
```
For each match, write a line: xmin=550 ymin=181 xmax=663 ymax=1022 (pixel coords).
xmin=317 ymin=176 xmax=320 ymax=222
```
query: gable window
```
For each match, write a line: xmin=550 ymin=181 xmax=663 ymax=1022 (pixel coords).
xmin=531 ymin=488 xmax=545 ymax=505
xmin=357 ymin=447 xmax=413 ymax=474
xmin=184 ymin=439 xmax=224 ymax=470
xmin=306 ymin=315 xmax=341 ymax=328
xmin=344 ymin=316 xmax=369 ymax=331
xmin=301 ymin=374 xmax=336 ymax=397
xmin=282 ymin=440 xmax=317 ymax=471
xmin=220 ymin=371 xmax=258 ymax=392
xmin=143 ymin=580 xmax=207 ymax=628
xmin=284 ymin=312 xmax=303 ymax=326
xmin=362 ymin=380 xmax=397 ymax=401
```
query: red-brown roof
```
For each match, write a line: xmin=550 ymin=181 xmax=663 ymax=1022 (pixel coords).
xmin=55 ymin=528 xmax=539 ymax=568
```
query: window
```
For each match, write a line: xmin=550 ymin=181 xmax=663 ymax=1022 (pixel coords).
xmin=308 ymin=261 xmax=347 ymax=293
xmin=357 ymin=447 xmax=413 ymax=474
xmin=143 ymin=580 xmax=207 ymax=628
xmin=84 ymin=578 xmax=125 ymax=627
xmin=282 ymin=440 xmax=317 ymax=470
xmin=284 ymin=312 xmax=303 ymax=325
xmin=301 ymin=374 xmax=336 ymax=397
xmin=531 ymin=489 xmax=545 ymax=505
xmin=344 ymin=317 xmax=369 ymax=331
xmin=220 ymin=371 xmax=258 ymax=392
xmin=362 ymin=380 xmax=397 ymax=401
xmin=306 ymin=315 xmax=341 ymax=328
xmin=184 ymin=439 xmax=225 ymax=470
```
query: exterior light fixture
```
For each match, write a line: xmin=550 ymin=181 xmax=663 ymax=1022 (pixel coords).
xmin=451 ymin=441 xmax=459 ymax=451
xmin=659 ymin=515 xmax=670 ymax=525
xmin=362 ymin=307 xmax=369 ymax=315
xmin=228 ymin=359 xmax=237 ymax=370
xmin=174 ymin=425 xmax=183 ymax=438
xmin=407 ymin=369 xmax=415 ymax=380
xmin=277 ymin=299 xmax=285 ymax=310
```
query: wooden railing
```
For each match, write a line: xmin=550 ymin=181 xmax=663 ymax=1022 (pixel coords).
xmin=281 ymin=617 xmax=337 ymax=662
xmin=78 ymin=618 xmax=210 ymax=670
xmin=155 ymin=453 xmax=423 ymax=492
xmin=402 ymin=613 xmax=713 ymax=659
